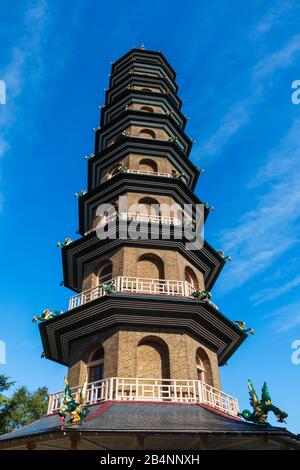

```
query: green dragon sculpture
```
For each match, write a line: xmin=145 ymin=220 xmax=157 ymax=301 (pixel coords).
xmin=102 ymin=282 xmax=116 ymax=293
xmin=32 ymin=308 xmax=63 ymax=323
xmin=234 ymin=320 xmax=255 ymax=335
xmin=217 ymin=250 xmax=232 ymax=262
xmin=239 ymin=380 xmax=288 ymax=426
xmin=204 ymin=201 xmax=215 ymax=212
xmin=192 ymin=290 xmax=212 ymax=301
xmin=59 ymin=378 xmax=89 ymax=425
xmin=192 ymin=290 xmax=219 ymax=310
xmin=74 ymin=189 xmax=87 ymax=198
xmin=56 ymin=237 xmax=73 ymax=247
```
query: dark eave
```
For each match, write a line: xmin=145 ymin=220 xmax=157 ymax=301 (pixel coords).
xmin=110 ymin=66 xmax=177 ymax=95
xmin=39 ymin=294 xmax=246 ymax=365
xmin=61 ymin=230 xmax=225 ymax=293
xmin=112 ymin=48 xmax=177 ymax=82
xmin=79 ymin=171 xmax=208 ymax=234
xmin=105 ymin=74 xmax=182 ymax=110
xmin=95 ymin=110 xmax=192 ymax=156
xmin=101 ymin=89 xmax=187 ymax=129
xmin=89 ymin=137 xmax=199 ymax=191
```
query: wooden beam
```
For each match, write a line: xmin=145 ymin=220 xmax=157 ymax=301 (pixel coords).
xmin=80 ymin=437 xmax=110 ymax=450
xmin=69 ymin=434 xmax=81 ymax=450
xmin=257 ymin=434 xmax=269 ymax=448
xmin=136 ymin=433 xmax=145 ymax=450
xmin=35 ymin=442 xmax=69 ymax=450
xmin=269 ymin=436 xmax=300 ymax=450
xmin=26 ymin=440 xmax=37 ymax=450
xmin=185 ymin=435 xmax=208 ymax=450
xmin=212 ymin=436 xmax=253 ymax=450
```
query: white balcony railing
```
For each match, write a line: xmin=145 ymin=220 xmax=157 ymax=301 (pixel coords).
xmin=105 ymin=168 xmax=187 ymax=182
xmin=121 ymin=212 xmax=183 ymax=226
xmin=84 ymin=211 xmax=193 ymax=236
xmin=47 ymin=377 xmax=239 ymax=417
xmin=126 ymin=169 xmax=174 ymax=178
xmin=68 ymin=276 xmax=195 ymax=310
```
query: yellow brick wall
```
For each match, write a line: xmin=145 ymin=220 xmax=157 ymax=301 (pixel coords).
xmin=68 ymin=328 xmax=221 ymax=389
xmin=82 ymin=246 xmax=205 ymax=291
xmin=130 ymin=102 xmax=165 ymax=114
xmin=130 ymin=125 xmax=169 ymax=141
xmin=68 ymin=329 xmax=120 ymax=388
xmin=101 ymin=156 xmax=130 ymax=182
xmin=133 ymin=85 xmax=161 ymax=93
xmin=91 ymin=191 xmax=183 ymax=234
xmin=107 ymin=125 xmax=170 ymax=146
xmin=101 ymin=155 xmax=176 ymax=183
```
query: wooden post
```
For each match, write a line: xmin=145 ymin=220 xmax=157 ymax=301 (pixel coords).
xmin=26 ymin=440 xmax=37 ymax=450
xmin=70 ymin=434 xmax=80 ymax=450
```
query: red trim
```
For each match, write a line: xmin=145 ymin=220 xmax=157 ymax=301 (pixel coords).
xmin=85 ymin=400 xmax=113 ymax=421
xmin=56 ymin=400 xmax=241 ymax=428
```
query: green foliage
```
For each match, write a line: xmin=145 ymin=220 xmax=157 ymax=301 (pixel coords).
xmin=0 ymin=375 xmax=15 ymax=393
xmin=0 ymin=376 xmax=48 ymax=434
xmin=0 ymin=375 xmax=15 ymax=407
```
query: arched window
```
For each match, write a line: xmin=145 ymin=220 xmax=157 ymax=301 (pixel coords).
xmin=139 ymin=158 xmax=158 ymax=173
xmin=139 ymin=128 xmax=156 ymax=139
xmin=137 ymin=336 xmax=170 ymax=379
xmin=185 ymin=267 xmax=199 ymax=290
xmin=195 ymin=348 xmax=213 ymax=385
xmin=140 ymin=105 xmax=154 ymax=113
xmin=98 ymin=261 xmax=112 ymax=284
xmin=138 ymin=196 xmax=160 ymax=216
xmin=137 ymin=253 xmax=164 ymax=280
xmin=88 ymin=347 xmax=104 ymax=383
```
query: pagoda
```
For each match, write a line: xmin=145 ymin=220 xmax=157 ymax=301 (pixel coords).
xmin=0 ymin=47 xmax=298 ymax=451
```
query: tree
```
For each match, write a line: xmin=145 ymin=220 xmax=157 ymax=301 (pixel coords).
xmin=0 ymin=375 xmax=48 ymax=435
xmin=0 ymin=375 xmax=14 ymax=407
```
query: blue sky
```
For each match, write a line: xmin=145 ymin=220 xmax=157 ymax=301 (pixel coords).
xmin=1 ymin=0 xmax=300 ymax=433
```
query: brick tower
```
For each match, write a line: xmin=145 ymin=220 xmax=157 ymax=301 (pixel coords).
xmin=39 ymin=46 xmax=246 ymax=401
xmin=1 ymin=47 xmax=299 ymax=451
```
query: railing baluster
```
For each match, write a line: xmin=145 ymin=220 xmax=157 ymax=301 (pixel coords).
xmin=47 ymin=394 xmax=53 ymax=414
xmin=69 ymin=276 xmax=196 ymax=310
xmin=198 ymin=380 xmax=203 ymax=403
xmin=47 ymin=377 xmax=239 ymax=417
xmin=109 ymin=377 xmax=113 ymax=400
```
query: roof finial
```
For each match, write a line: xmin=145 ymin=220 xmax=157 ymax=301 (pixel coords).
xmin=141 ymin=43 xmax=145 ymax=50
